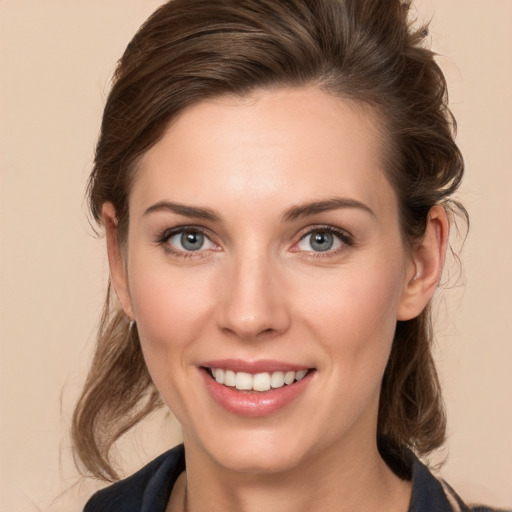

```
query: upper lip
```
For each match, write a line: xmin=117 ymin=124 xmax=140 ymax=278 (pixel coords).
xmin=200 ymin=358 xmax=312 ymax=373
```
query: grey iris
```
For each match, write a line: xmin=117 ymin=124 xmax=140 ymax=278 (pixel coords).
xmin=310 ymin=231 xmax=334 ymax=252
xmin=181 ymin=231 xmax=204 ymax=251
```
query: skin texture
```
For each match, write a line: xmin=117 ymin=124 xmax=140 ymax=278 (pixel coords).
xmin=103 ymin=86 xmax=448 ymax=512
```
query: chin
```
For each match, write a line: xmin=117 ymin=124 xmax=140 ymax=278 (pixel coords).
xmin=189 ymin=423 xmax=319 ymax=475
xmin=215 ymin=444 xmax=308 ymax=475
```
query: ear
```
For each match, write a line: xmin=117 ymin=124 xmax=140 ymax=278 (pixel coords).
xmin=397 ymin=205 xmax=449 ymax=321
xmin=102 ymin=202 xmax=134 ymax=321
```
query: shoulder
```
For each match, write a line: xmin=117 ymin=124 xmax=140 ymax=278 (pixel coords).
xmin=83 ymin=444 xmax=185 ymax=512
xmin=410 ymin=454 xmax=510 ymax=512
xmin=467 ymin=505 xmax=510 ymax=512
xmin=442 ymin=480 xmax=510 ymax=512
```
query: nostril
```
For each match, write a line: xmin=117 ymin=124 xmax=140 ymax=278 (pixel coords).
xmin=219 ymin=321 xmax=281 ymax=341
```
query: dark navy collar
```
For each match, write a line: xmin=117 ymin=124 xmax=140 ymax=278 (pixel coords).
xmin=85 ymin=443 xmax=497 ymax=511
xmin=142 ymin=444 xmax=456 ymax=512
xmin=409 ymin=454 xmax=460 ymax=512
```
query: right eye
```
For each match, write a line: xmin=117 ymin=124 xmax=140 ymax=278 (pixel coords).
xmin=164 ymin=228 xmax=217 ymax=253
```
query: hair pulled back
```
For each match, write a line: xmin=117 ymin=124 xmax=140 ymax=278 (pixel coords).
xmin=73 ymin=0 xmax=465 ymax=481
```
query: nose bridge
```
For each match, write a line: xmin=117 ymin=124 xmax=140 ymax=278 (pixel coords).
xmin=217 ymin=244 xmax=289 ymax=339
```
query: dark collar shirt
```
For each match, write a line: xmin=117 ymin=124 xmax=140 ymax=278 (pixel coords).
xmin=83 ymin=444 xmax=508 ymax=512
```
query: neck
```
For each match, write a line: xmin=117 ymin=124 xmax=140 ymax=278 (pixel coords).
xmin=170 ymin=436 xmax=411 ymax=512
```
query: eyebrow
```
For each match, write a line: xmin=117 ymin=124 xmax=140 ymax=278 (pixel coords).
xmin=143 ymin=201 xmax=222 ymax=222
xmin=143 ymin=196 xmax=374 ymax=223
xmin=281 ymin=197 xmax=375 ymax=222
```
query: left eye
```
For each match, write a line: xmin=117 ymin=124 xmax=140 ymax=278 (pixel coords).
xmin=166 ymin=229 xmax=216 ymax=252
xmin=296 ymin=229 xmax=344 ymax=252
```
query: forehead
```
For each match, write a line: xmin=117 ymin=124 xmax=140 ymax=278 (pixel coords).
xmin=132 ymin=86 xmax=395 ymax=220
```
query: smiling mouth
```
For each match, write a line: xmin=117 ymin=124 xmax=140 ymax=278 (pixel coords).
xmin=205 ymin=367 xmax=313 ymax=392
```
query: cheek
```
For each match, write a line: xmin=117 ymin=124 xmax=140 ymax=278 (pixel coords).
xmin=126 ymin=258 xmax=220 ymax=423
xmin=296 ymin=257 xmax=406 ymax=366
xmin=295 ymin=259 xmax=406 ymax=432
xmin=127 ymin=256 xmax=215 ymax=360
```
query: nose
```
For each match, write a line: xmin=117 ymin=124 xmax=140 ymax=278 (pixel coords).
xmin=216 ymin=253 xmax=291 ymax=340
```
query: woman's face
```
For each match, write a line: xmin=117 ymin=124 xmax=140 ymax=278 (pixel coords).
xmin=110 ymin=86 xmax=420 ymax=474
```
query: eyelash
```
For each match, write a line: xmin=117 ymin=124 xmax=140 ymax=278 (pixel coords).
xmin=156 ymin=226 xmax=219 ymax=259
xmin=155 ymin=225 xmax=354 ymax=260
xmin=294 ymin=225 xmax=354 ymax=257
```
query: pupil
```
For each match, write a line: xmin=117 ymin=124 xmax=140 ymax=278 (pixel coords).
xmin=181 ymin=231 xmax=203 ymax=251
xmin=311 ymin=232 xmax=333 ymax=252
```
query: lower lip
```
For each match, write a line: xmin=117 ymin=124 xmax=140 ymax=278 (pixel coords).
xmin=200 ymin=368 xmax=315 ymax=417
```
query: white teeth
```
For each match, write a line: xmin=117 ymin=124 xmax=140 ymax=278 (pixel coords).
xmin=295 ymin=369 xmax=307 ymax=381
xmin=209 ymin=368 xmax=309 ymax=392
xmin=253 ymin=372 xmax=271 ymax=391
xmin=224 ymin=370 xmax=236 ymax=387
xmin=284 ymin=371 xmax=296 ymax=385
xmin=270 ymin=371 xmax=285 ymax=388
xmin=235 ymin=372 xmax=253 ymax=390
xmin=214 ymin=368 xmax=224 ymax=384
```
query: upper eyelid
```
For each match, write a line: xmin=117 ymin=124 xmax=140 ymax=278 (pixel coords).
xmin=295 ymin=224 xmax=353 ymax=241
xmin=158 ymin=225 xmax=218 ymax=248
xmin=288 ymin=225 xmax=353 ymax=257
xmin=157 ymin=227 xmax=219 ymax=259
xmin=160 ymin=224 xmax=213 ymax=239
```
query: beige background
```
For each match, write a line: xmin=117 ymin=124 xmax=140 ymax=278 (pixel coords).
xmin=1 ymin=0 xmax=511 ymax=510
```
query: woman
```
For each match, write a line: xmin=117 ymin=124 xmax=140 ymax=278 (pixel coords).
xmin=72 ymin=0 xmax=502 ymax=510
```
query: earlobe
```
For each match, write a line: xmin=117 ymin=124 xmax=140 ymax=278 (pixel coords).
xmin=397 ymin=206 xmax=449 ymax=321
xmin=102 ymin=202 xmax=134 ymax=321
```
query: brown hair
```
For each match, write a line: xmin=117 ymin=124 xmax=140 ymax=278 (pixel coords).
xmin=73 ymin=0 xmax=465 ymax=481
